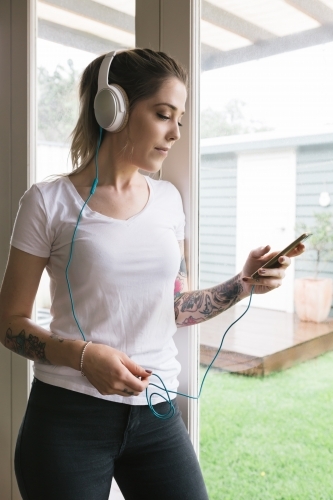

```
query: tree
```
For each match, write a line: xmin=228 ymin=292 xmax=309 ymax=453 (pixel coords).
xmin=38 ymin=59 xmax=79 ymax=143
xmin=200 ymin=99 xmax=272 ymax=139
xmin=297 ymin=211 xmax=333 ymax=278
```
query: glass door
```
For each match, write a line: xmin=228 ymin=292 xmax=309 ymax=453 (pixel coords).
xmin=199 ymin=1 xmax=333 ymax=498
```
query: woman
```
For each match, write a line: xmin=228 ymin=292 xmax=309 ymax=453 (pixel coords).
xmin=0 ymin=49 xmax=304 ymax=500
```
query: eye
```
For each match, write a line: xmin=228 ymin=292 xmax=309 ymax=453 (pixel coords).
xmin=157 ymin=112 xmax=183 ymax=128
xmin=157 ymin=113 xmax=169 ymax=120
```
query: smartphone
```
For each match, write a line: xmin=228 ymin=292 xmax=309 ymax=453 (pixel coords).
xmin=250 ymin=233 xmax=312 ymax=280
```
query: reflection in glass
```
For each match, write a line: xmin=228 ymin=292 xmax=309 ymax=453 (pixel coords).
xmin=199 ymin=2 xmax=333 ymax=497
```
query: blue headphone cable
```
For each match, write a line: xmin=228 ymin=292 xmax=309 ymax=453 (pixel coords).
xmin=65 ymin=125 xmax=255 ymax=418
xmin=65 ymin=127 xmax=103 ymax=341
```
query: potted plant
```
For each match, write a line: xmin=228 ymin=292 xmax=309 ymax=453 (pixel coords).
xmin=294 ymin=211 xmax=333 ymax=323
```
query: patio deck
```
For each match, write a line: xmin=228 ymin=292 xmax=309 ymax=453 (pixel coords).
xmin=200 ymin=305 xmax=333 ymax=376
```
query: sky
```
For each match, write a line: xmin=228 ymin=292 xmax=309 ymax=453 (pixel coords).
xmin=38 ymin=38 xmax=333 ymax=134
xmin=201 ymin=41 xmax=333 ymax=133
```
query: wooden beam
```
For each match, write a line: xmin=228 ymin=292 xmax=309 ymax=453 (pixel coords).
xmin=39 ymin=0 xmax=135 ymax=32
xmin=38 ymin=19 xmax=122 ymax=54
xmin=285 ymin=0 xmax=333 ymax=26
xmin=202 ymin=0 xmax=274 ymax=42
xmin=202 ymin=25 xmax=333 ymax=70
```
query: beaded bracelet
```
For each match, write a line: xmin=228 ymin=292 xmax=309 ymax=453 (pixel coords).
xmin=80 ymin=341 xmax=92 ymax=377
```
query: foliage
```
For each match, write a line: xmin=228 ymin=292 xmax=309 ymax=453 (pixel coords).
xmin=200 ymin=99 xmax=272 ymax=139
xmin=296 ymin=211 xmax=333 ymax=278
xmin=200 ymin=352 xmax=333 ymax=499
xmin=37 ymin=59 xmax=79 ymax=143
xmin=37 ymin=68 xmax=271 ymax=143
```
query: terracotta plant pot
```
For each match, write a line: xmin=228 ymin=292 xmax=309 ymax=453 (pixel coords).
xmin=294 ymin=278 xmax=333 ymax=323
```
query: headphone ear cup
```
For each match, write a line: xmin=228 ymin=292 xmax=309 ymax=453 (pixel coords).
xmin=94 ymin=84 xmax=129 ymax=133
xmin=111 ymin=84 xmax=129 ymax=133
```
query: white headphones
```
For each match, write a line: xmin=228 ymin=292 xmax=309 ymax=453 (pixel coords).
xmin=94 ymin=50 xmax=129 ymax=133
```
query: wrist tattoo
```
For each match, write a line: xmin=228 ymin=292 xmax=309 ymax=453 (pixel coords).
xmin=5 ymin=328 xmax=51 ymax=364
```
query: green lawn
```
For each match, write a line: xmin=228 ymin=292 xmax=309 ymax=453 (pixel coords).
xmin=200 ymin=352 xmax=333 ymax=500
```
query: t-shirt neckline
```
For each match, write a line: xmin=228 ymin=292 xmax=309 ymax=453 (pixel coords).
xmin=63 ymin=174 xmax=154 ymax=224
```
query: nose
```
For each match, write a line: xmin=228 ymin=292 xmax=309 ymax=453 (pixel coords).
xmin=167 ymin=120 xmax=181 ymax=142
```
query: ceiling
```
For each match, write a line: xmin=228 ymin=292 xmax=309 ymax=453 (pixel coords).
xmin=38 ymin=0 xmax=333 ymax=70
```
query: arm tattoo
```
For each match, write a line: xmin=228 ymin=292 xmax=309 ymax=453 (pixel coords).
xmin=175 ymin=274 xmax=244 ymax=327
xmin=174 ymin=254 xmax=187 ymax=298
xmin=211 ymin=275 xmax=244 ymax=309
xmin=5 ymin=328 xmax=51 ymax=364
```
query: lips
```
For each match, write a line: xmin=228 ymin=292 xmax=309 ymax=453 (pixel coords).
xmin=155 ymin=147 xmax=170 ymax=152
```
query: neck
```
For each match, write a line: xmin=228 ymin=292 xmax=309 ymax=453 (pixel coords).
xmin=85 ymin=130 xmax=141 ymax=189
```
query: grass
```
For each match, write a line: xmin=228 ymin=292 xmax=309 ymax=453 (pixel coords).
xmin=199 ymin=352 xmax=333 ymax=500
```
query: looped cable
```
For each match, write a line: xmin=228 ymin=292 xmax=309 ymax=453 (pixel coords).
xmin=145 ymin=286 xmax=255 ymax=419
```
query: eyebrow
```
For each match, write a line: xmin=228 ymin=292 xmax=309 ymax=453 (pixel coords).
xmin=154 ymin=102 xmax=185 ymax=115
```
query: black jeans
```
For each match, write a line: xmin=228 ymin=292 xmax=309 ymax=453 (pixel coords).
xmin=15 ymin=379 xmax=209 ymax=500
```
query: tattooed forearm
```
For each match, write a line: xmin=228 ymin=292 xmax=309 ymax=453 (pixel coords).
xmin=5 ymin=328 xmax=51 ymax=364
xmin=175 ymin=274 xmax=244 ymax=327
xmin=211 ymin=275 xmax=244 ymax=309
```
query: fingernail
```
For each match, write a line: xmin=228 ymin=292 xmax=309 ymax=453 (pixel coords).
xmin=279 ymin=257 xmax=285 ymax=263
xmin=259 ymin=269 xmax=266 ymax=274
xmin=242 ymin=277 xmax=249 ymax=282
xmin=145 ymin=369 xmax=152 ymax=374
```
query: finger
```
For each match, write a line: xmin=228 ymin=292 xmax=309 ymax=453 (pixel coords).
xmin=250 ymin=245 xmax=271 ymax=259
xmin=122 ymin=356 xmax=152 ymax=379
xmin=117 ymin=358 xmax=151 ymax=393
xmin=112 ymin=373 xmax=148 ymax=394
xmin=286 ymin=243 xmax=305 ymax=257
xmin=121 ymin=373 xmax=150 ymax=393
xmin=257 ymin=267 xmax=286 ymax=279
xmin=121 ymin=387 xmax=140 ymax=397
xmin=277 ymin=256 xmax=291 ymax=267
xmin=243 ymin=276 xmax=283 ymax=288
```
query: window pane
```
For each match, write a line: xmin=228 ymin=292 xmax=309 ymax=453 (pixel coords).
xmin=35 ymin=3 xmax=135 ymax=498
xmin=200 ymin=2 xmax=333 ymax=497
xmin=35 ymin=0 xmax=135 ymax=317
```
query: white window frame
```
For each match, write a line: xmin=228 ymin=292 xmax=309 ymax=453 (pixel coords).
xmin=136 ymin=0 xmax=201 ymax=450
xmin=0 ymin=1 xmax=200 ymax=496
xmin=0 ymin=0 xmax=36 ymax=498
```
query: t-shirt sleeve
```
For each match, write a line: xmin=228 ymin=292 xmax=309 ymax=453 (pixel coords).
xmin=174 ymin=189 xmax=186 ymax=241
xmin=10 ymin=184 xmax=52 ymax=258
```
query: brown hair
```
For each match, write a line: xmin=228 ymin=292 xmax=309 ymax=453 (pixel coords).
xmin=70 ymin=48 xmax=188 ymax=172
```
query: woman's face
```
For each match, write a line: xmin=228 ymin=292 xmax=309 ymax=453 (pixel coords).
xmin=125 ymin=78 xmax=187 ymax=173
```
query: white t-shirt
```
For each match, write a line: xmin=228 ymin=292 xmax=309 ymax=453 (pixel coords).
xmin=11 ymin=175 xmax=185 ymax=405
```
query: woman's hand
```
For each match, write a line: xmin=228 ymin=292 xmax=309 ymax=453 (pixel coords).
xmin=81 ymin=343 xmax=151 ymax=397
xmin=240 ymin=243 xmax=305 ymax=295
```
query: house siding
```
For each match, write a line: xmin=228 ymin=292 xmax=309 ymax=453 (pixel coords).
xmin=200 ymin=142 xmax=333 ymax=317
xmin=295 ymin=144 xmax=333 ymax=317
xmin=199 ymin=153 xmax=237 ymax=288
